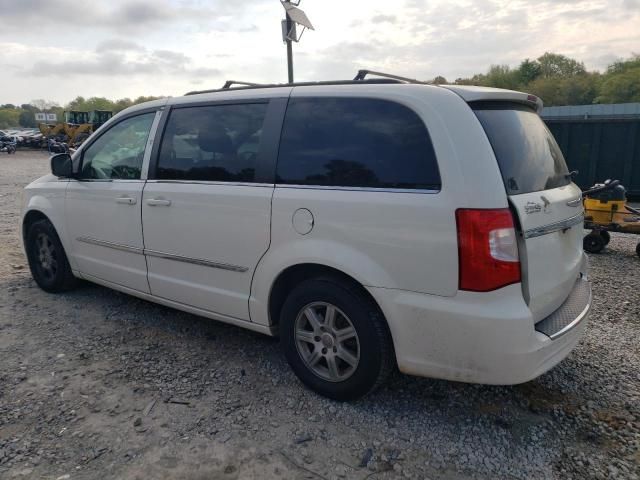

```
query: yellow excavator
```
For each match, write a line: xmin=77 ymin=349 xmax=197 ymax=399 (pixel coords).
xmin=70 ymin=110 xmax=112 ymax=146
xmin=38 ymin=110 xmax=113 ymax=147
xmin=38 ymin=121 xmax=67 ymax=141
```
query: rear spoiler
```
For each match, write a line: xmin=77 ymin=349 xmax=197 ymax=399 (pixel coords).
xmin=440 ymin=85 xmax=543 ymax=113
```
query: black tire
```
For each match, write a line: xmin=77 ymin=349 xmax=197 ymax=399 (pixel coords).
xmin=636 ymin=243 xmax=640 ymax=258
xmin=25 ymin=219 xmax=77 ymax=292
xmin=280 ymin=276 xmax=394 ymax=401
xmin=600 ymin=230 xmax=610 ymax=245
xmin=583 ymin=232 xmax=605 ymax=254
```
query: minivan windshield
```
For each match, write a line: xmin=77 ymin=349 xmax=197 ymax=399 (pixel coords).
xmin=472 ymin=102 xmax=570 ymax=195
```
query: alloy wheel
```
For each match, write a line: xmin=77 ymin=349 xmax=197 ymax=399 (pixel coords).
xmin=294 ymin=301 xmax=361 ymax=382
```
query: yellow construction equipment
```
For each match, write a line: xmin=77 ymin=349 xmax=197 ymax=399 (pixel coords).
xmin=582 ymin=179 xmax=640 ymax=256
xmin=38 ymin=110 xmax=113 ymax=147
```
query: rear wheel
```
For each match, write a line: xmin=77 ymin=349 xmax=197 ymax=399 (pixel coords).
xmin=280 ymin=277 xmax=394 ymax=401
xmin=25 ymin=219 xmax=77 ymax=292
xmin=636 ymin=243 xmax=640 ymax=258
xmin=600 ymin=230 xmax=611 ymax=245
xmin=583 ymin=232 xmax=605 ymax=253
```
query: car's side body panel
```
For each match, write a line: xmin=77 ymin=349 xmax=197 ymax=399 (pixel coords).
xmin=249 ymin=84 xmax=508 ymax=325
xmin=140 ymin=96 xmax=288 ymax=321
xmin=65 ymin=179 xmax=149 ymax=292
xmin=22 ymin=175 xmax=73 ymax=265
xmin=20 ymin=82 xmax=591 ymax=388
xmin=142 ymin=180 xmax=273 ymax=320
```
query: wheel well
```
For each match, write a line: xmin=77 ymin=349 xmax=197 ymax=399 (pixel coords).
xmin=22 ymin=210 xmax=50 ymax=241
xmin=268 ymin=263 xmax=385 ymax=328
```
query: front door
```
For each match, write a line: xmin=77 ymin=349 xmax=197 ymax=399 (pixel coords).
xmin=142 ymin=100 xmax=281 ymax=320
xmin=65 ymin=111 xmax=158 ymax=292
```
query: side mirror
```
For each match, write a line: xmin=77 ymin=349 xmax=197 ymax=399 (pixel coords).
xmin=51 ymin=153 xmax=73 ymax=177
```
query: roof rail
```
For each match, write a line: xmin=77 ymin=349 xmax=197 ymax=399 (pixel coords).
xmin=353 ymin=69 xmax=425 ymax=84
xmin=222 ymin=80 xmax=264 ymax=89
xmin=184 ymin=78 xmax=403 ymax=96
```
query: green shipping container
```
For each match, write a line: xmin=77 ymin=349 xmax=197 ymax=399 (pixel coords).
xmin=542 ymin=103 xmax=640 ymax=197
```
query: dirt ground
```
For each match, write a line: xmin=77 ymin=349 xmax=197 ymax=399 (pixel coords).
xmin=1 ymin=150 xmax=639 ymax=480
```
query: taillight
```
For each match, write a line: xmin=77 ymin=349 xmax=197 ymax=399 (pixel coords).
xmin=456 ymin=208 xmax=521 ymax=292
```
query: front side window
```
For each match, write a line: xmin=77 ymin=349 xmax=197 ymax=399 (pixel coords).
xmin=276 ymin=97 xmax=441 ymax=190
xmin=80 ymin=112 xmax=155 ymax=180
xmin=156 ymin=103 xmax=268 ymax=182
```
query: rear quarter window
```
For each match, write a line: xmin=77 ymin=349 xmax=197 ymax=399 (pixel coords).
xmin=276 ymin=97 xmax=441 ymax=190
xmin=472 ymin=102 xmax=570 ymax=195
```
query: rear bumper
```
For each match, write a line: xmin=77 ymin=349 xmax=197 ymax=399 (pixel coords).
xmin=368 ymin=262 xmax=591 ymax=385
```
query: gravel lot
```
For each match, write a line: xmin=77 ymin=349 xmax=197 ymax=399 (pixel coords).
xmin=1 ymin=150 xmax=639 ymax=480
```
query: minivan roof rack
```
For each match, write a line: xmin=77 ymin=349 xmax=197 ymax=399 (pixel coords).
xmin=185 ymin=78 xmax=403 ymax=96
xmin=353 ymin=69 xmax=426 ymax=84
xmin=184 ymin=69 xmax=429 ymax=95
xmin=222 ymin=80 xmax=264 ymax=89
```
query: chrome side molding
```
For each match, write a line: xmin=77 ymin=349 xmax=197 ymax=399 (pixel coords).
xmin=523 ymin=213 xmax=584 ymax=239
xmin=76 ymin=237 xmax=248 ymax=273
xmin=144 ymin=249 xmax=248 ymax=272
xmin=77 ymin=236 xmax=143 ymax=255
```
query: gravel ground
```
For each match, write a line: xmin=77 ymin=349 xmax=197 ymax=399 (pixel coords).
xmin=0 ymin=150 xmax=639 ymax=480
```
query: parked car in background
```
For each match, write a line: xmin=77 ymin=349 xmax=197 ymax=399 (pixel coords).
xmin=20 ymin=77 xmax=591 ymax=400
xmin=0 ymin=135 xmax=17 ymax=154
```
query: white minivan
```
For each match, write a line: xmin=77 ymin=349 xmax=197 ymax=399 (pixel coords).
xmin=21 ymin=74 xmax=591 ymax=400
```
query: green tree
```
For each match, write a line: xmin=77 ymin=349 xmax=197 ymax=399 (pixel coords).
xmin=516 ymin=58 xmax=541 ymax=85
xmin=596 ymin=55 xmax=640 ymax=103
xmin=431 ymin=75 xmax=448 ymax=85
xmin=0 ymin=109 xmax=20 ymax=129
xmin=537 ymin=52 xmax=586 ymax=78
xmin=527 ymin=77 xmax=567 ymax=106
xmin=19 ymin=110 xmax=36 ymax=127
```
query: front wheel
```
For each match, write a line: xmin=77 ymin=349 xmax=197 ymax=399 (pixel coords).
xmin=280 ymin=277 xmax=394 ymax=401
xmin=25 ymin=219 xmax=77 ymax=292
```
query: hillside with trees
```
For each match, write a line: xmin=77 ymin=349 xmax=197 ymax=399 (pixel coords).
xmin=442 ymin=53 xmax=640 ymax=106
xmin=0 ymin=96 xmax=163 ymax=129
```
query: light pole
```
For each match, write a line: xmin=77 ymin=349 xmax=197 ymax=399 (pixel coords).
xmin=280 ymin=0 xmax=314 ymax=84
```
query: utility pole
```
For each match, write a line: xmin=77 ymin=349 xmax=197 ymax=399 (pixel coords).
xmin=285 ymin=1 xmax=294 ymax=83
xmin=280 ymin=0 xmax=314 ymax=85
xmin=284 ymin=0 xmax=293 ymax=83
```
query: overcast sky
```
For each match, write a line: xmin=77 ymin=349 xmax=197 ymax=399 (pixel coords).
xmin=1 ymin=0 xmax=639 ymax=105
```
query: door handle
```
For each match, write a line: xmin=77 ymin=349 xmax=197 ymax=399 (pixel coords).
xmin=146 ymin=198 xmax=172 ymax=207
xmin=566 ymin=197 xmax=582 ymax=207
xmin=116 ymin=196 xmax=137 ymax=205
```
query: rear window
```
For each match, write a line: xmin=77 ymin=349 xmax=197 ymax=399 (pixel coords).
xmin=276 ymin=97 xmax=441 ymax=190
xmin=472 ymin=102 xmax=570 ymax=195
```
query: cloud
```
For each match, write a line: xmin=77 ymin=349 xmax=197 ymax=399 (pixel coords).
xmin=26 ymin=44 xmax=220 ymax=78
xmin=1 ymin=0 xmax=639 ymax=104
xmin=0 ymin=0 xmax=254 ymax=33
xmin=371 ymin=14 xmax=397 ymax=24
xmin=96 ymin=39 xmax=143 ymax=53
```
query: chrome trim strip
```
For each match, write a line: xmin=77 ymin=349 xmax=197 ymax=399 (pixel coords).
xmin=140 ymin=111 xmax=163 ymax=180
xmin=76 ymin=237 xmax=248 ymax=273
xmin=144 ymin=180 xmax=440 ymax=193
xmin=275 ymin=184 xmax=441 ymax=194
xmin=566 ymin=196 xmax=582 ymax=207
xmin=145 ymin=180 xmax=273 ymax=188
xmin=523 ymin=213 xmax=584 ymax=239
xmin=144 ymin=249 xmax=248 ymax=272
xmin=547 ymin=285 xmax=592 ymax=340
xmin=76 ymin=236 xmax=143 ymax=254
